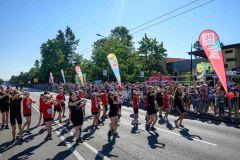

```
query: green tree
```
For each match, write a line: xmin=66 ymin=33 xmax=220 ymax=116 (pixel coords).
xmin=34 ymin=60 xmax=40 ymax=68
xmin=193 ymin=41 xmax=202 ymax=51
xmin=193 ymin=40 xmax=224 ymax=51
xmin=92 ymin=26 xmax=135 ymax=82
xmin=39 ymin=39 xmax=65 ymax=82
xmin=138 ymin=34 xmax=167 ymax=77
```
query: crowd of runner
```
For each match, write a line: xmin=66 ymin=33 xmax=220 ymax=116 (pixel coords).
xmin=0 ymin=81 xmax=239 ymax=145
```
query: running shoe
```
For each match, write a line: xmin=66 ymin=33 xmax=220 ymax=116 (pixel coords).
xmin=107 ymin=130 xmax=112 ymax=138
xmin=174 ymin=120 xmax=178 ymax=128
xmin=19 ymin=138 xmax=23 ymax=145
xmin=11 ymin=138 xmax=15 ymax=144
xmin=113 ymin=132 xmax=120 ymax=138
xmin=145 ymin=124 xmax=150 ymax=131
xmin=5 ymin=125 xmax=9 ymax=129
xmin=178 ymin=124 xmax=184 ymax=128
xmin=1 ymin=125 xmax=4 ymax=129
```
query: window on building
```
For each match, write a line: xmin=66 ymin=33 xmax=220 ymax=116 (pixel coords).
xmin=226 ymin=58 xmax=237 ymax=62
xmin=225 ymin=64 xmax=228 ymax=68
xmin=225 ymin=50 xmax=233 ymax=54
xmin=232 ymin=68 xmax=237 ymax=71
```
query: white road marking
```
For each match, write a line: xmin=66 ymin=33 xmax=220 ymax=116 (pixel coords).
xmin=32 ymin=104 xmax=111 ymax=160
xmin=32 ymin=105 xmax=85 ymax=160
xmin=121 ymin=108 xmax=217 ymax=146
xmin=56 ymin=122 xmax=111 ymax=160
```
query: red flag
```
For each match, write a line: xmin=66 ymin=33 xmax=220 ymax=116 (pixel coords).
xmin=199 ymin=29 xmax=228 ymax=95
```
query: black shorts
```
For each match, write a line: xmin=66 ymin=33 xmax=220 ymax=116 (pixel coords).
xmin=44 ymin=118 xmax=53 ymax=122
xmin=24 ymin=113 xmax=32 ymax=117
xmin=176 ymin=106 xmax=185 ymax=114
xmin=92 ymin=112 xmax=98 ymax=115
xmin=10 ymin=113 xmax=22 ymax=126
xmin=133 ymin=108 xmax=138 ymax=114
xmin=1 ymin=105 xmax=9 ymax=113
xmin=147 ymin=105 xmax=157 ymax=116
xmin=54 ymin=106 xmax=62 ymax=112
xmin=71 ymin=113 xmax=83 ymax=126
xmin=109 ymin=113 xmax=118 ymax=118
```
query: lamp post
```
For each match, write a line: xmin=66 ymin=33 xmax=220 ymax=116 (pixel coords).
xmin=96 ymin=33 xmax=110 ymax=82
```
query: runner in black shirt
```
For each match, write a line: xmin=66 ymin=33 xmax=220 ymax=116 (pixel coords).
xmin=107 ymin=92 xmax=120 ymax=138
xmin=174 ymin=87 xmax=186 ymax=128
xmin=68 ymin=92 xmax=84 ymax=145
xmin=10 ymin=90 xmax=23 ymax=144
xmin=145 ymin=86 xmax=158 ymax=131
xmin=0 ymin=86 xmax=10 ymax=129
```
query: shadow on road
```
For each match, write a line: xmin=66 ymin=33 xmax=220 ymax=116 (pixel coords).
xmin=8 ymin=140 xmax=47 ymax=160
xmin=147 ymin=131 xmax=165 ymax=149
xmin=95 ymin=137 xmax=118 ymax=159
xmin=179 ymin=128 xmax=202 ymax=141
xmin=51 ymin=143 xmax=78 ymax=160
xmin=166 ymin=121 xmax=174 ymax=130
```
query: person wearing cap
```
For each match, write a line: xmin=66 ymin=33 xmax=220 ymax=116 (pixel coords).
xmin=22 ymin=92 xmax=36 ymax=134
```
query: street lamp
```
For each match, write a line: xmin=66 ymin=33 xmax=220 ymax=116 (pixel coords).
xmin=96 ymin=33 xmax=110 ymax=82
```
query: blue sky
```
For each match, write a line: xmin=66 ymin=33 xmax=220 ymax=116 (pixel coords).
xmin=0 ymin=0 xmax=240 ymax=80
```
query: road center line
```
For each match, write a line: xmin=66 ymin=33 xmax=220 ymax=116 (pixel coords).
xmin=32 ymin=104 xmax=85 ymax=160
xmin=32 ymin=104 xmax=111 ymax=160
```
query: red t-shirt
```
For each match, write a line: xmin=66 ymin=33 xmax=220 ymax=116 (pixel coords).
xmin=55 ymin=94 xmax=64 ymax=108
xmin=23 ymin=98 xmax=32 ymax=115
xmin=163 ymin=94 xmax=169 ymax=108
xmin=43 ymin=102 xmax=54 ymax=119
xmin=133 ymin=95 xmax=139 ymax=109
xmin=39 ymin=97 xmax=44 ymax=112
xmin=102 ymin=93 xmax=108 ymax=106
xmin=79 ymin=93 xmax=85 ymax=99
xmin=91 ymin=96 xmax=99 ymax=112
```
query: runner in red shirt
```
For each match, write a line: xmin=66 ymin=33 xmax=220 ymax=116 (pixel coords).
xmin=22 ymin=92 xmax=36 ymax=134
xmin=38 ymin=94 xmax=44 ymax=125
xmin=53 ymin=88 xmax=65 ymax=123
xmin=79 ymin=90 xmax=86 ymax=119
xmin=132 ymin=91 xmax=139 ymax=125
xmin=101 ymin=90 xmax=108 ymax=120
xmin=163 ymin=89 xmax=170 ymax=122
xmin=91 ymin=92 xmax=100 ymax=130
xmin=43 ymin=93 xmax=58 ymax=140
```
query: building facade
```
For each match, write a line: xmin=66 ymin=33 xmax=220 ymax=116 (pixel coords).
xmin=188 ymin=43 xmax=240 ymax=72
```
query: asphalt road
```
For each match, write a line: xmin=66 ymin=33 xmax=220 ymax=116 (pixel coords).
xmin=0 ymin=91 xmax=240 ymax=160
